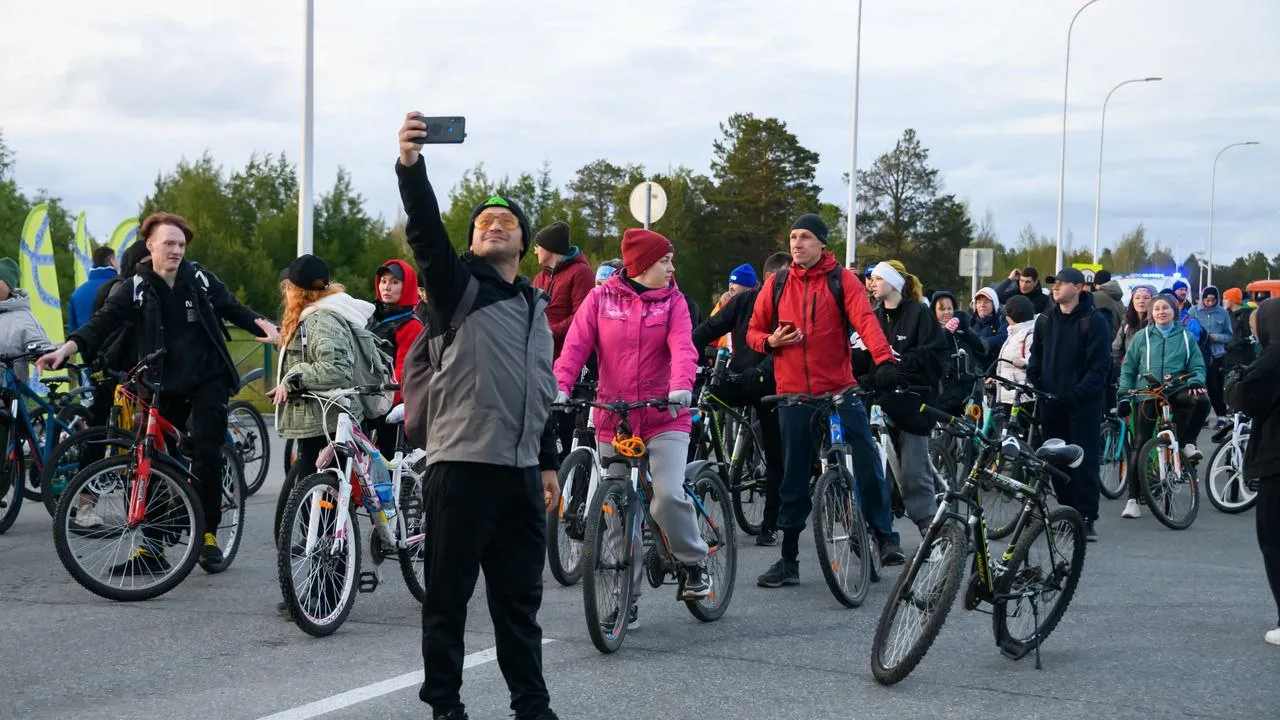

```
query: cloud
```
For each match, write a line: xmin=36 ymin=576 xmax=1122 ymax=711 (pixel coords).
xmin=0 ymin=0 xmax=1277 ymax=269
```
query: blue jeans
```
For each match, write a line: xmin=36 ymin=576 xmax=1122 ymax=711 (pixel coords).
xmin=777 ymin=399 xmax=899 ymax=547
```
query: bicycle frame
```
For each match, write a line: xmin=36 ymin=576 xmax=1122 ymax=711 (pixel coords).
xmin=1 ymin=363 xmax=86 ymax=490
xmin=126 ymin=403 xmax=181 ymax=526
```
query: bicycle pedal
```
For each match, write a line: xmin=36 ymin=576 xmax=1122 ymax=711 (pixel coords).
xmin=358 ymin=570 xmax=380 ymax=594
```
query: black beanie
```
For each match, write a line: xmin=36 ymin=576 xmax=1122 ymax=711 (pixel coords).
xmin=534 ymin=221 xmax=571 ymax=255
xmin=1004 ymin=295 xmax=1035 ymax=323
xmin=469 ymin=195 xmax=533 ymax=255
xmin=791 ymin=214 xmax=830 ymax=244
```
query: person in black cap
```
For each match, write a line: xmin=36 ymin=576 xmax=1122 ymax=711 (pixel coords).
xmin=1026 ymin=266 xmax=1111 ymax=541
xmin=396 ymin=112 xmax=561 ymax=720
xmin=38 ymin=212 xmax=277 ymax=569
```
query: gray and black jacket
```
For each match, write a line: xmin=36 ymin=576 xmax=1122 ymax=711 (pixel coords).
xmin=397 ymin=158 xmax=559 ymax=471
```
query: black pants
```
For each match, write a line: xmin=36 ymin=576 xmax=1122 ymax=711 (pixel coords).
xmin=420 ymin=462 xmax=550 ymax=719
xmin=274 ymin=435 xmax=327 ymax=543
xmin=1039 ymin=399 xmax=1102 ymax=523
xmin=1206 ymin=355 xmax=1227 ymax=417
xmin=89 ymin=377 xmax=117 ymax=427
xmin=711 ymin=377 xmax=784 ymax=533
xmin=1257 ymin=478 xmax=1280 ymax=626
xmin=1124 ymin=392 xmax=1212 ymax=500
xmin=362 ymin=416 xmax=399 ymax=458
xmin=157 ymin=382 xmax=229 ymax=535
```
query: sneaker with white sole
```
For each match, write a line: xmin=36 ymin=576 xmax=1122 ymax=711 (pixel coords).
xmin=1266 ymin=628 xmax=1280 ymax=646
xmin=1121 ymin=499 xmax=1142 ymax=519
xmin=1181 ymin=443 xmax=1204 ymax=464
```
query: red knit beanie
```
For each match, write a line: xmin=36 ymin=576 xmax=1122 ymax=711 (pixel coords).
xmin=621 ymin=228 xmax=674 ymax=278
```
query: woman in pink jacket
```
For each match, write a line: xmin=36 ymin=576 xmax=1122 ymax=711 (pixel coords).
xmin=554 ymin=228 xmax=708 ymax=626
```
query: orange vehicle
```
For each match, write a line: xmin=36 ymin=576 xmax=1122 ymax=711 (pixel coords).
xmin=1245 ymin=280 xmax=1280 ymax=303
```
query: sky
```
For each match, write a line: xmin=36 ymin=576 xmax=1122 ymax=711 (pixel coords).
xmin=2 ymin=0 xmax=1277 ymax=273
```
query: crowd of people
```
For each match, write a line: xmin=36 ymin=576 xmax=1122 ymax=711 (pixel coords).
xmin=9 ymin=111 xmax=1277 ymax=720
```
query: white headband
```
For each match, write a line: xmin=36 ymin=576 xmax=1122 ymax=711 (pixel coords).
xmin=871 ymin=262 xmax=905 ymax=292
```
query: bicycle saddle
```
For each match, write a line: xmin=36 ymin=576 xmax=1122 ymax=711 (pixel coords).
xmin=386 ymin=404 xmax=405 ymax=425
xmin=1034 ymin=438 xmax=1083 ymax=469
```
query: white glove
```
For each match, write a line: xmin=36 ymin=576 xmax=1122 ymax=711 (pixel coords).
xmin=554 ymin=390 xmax=570 ymax=406
xmin=667 ymin=389 xmax=693 ymax=418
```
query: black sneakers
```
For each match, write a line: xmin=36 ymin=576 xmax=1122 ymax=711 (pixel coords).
xmin=201 ymin=533 xmax=223 ymax=565
xmin=1084 ymin=520 xmax=1098 ymax=542
xmin=755 ymin=528 xmax=778 ymax=546
xmin=757 ymin=558 xmax=800 ymax=587
xmin=682 ymin=563 xmax=712 ymax=600
xmin=601 ymin=603 xmax=640 ymax=630
xmin=110 ymin=546 xmax=171 ymax=575
xmin=880 ymin=540 xmax=906 ymax=566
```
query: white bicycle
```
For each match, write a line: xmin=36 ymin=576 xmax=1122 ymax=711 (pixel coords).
xmin=275 ymin=384 xmax=428 ymax=636
xmin=548 ymin=381 xmax=600 ymax=587
xmin=1206 ymin=412 xmax=1256 ymax=514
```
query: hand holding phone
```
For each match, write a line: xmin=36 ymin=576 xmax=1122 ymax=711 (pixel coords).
xmin=399 ymin=112 xmax=467 ymax=167
xmin=769 ymin=320 xmax=802 ymax=349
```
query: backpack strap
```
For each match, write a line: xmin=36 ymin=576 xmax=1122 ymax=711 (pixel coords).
xmin=446 ymin=276 xmax=480 ymax=346
xmin=770 ymin=268 xmax=789 ymax=330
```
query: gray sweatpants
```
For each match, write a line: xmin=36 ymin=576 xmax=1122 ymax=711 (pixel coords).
xmin=600 ymin=431 xmax=707 ymax=598
xmin=896 ymin=431 xmax=940 ymax=529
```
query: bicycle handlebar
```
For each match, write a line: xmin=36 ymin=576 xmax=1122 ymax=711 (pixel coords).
xmin=761 ymin=386 xmax=872 ymax=406
xmin=552 ymin=397 xmax=673 ymax=414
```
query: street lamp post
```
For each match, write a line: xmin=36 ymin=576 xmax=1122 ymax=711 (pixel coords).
xmin=297 ymin=0 xmax=315 ymax=257
xmin=1053 ymin=0 xmax=1103 ymax=274
xmin=1208 ymin=141 xmax=1260 ymax=287
xmin=1091 ymin=76 xmax=1161 ymax=264
xmin=844 ymin=0 xmax=863 ymax=270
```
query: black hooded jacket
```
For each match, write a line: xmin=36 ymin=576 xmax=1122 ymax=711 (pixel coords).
xmin=1027 ymin=290 xmax=1112 ymax=405
xmin=1236 ymin=298 xmax=1280 ymax=481
xmin=71 ymin=259 xmax=265 ymax=392
xmin=1224 ymin=305 xmax=1257 ymax=370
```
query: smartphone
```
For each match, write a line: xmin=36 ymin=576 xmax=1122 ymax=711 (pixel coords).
xmin=412 ymin=116 xmax=466 ymax=144
xmin=779 ymin=320 xmax=796 ymax=332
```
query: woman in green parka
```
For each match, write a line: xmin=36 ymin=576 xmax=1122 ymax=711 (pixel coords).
xmin=1116 ymin=293 xmax=1210 ymax=520
xmin=267 ymin=254 xmax=366 ymax=539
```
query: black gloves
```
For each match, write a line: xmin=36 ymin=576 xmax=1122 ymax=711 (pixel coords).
xmin=874 ymin=363 xmax=901 ymax=391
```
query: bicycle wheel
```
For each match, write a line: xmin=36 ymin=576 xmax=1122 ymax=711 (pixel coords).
xmin=0 ymin=451 xmax=20 ymax=534
xmin=1206 ymin=435 xmax=1256 ymax=514
xmin=283 ymin=438 xmax=295 ymax=474
xmin=992 ymin=506 xmax=1086 ymax=659
xmin=548 ymin=448 xmax=592 ymax=587
xmin=870 ymin=520 xmax=966 ymax=686
xmin=812 ymin=466 xmax=871 ymax=608
xmin=1098 ymin=419 xmax=1126 ymax=500
xmin=730 ymin=429 xmax=767 ymax=536
xmin=1138 ymin=437 xmax=1199 ymax=530
xmin=277 ymin=472 xmax=361 ymax=637
xmin=200 ymin=445 xmax=247 ymax=573
xmin=687 ymin=465 xmax=737 ymax=621
xmin=397 ymin=455 xmax=428 ymax=603
xmin=582 ymin=478 xmax=635 ymax=654
xmin=228 ymin=400 xmax=270 ymax=496
xmin=982 ymin=457 xmax=1025 ymax=541
xmin=928 ymin=431 xmax=961 ymax=493
xmin=41 ymin=426 xmax=132 ymax=516
xmin=53 ymin=455 xmax=203 ymax=601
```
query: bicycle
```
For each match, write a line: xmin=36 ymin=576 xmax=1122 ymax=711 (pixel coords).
xmin=870 ymin=404 xmax=1087 ymax=686
xmin=0 ymin=345 xmax=94 ymax=534
xmin=692 ymin=347 xmax=769 ymax=535
xmin=980 ymin=370 xmax=1053 ymax=540
xmin=275 ymin=384 xmax=427 ymax=637
xmin=51 ymin=350 xmax=248 ymax=600
xmin=762 ymin=386 xmax=877 ymax=608
xmin=1205 ymin=412 xmax=1256 ymax=514
xmin=571 ymin=397 xmax=736 ymax=654
xmin=1124 ymin=372 xmax=1201 ymax=530
xmin=228 ymin=400 xmax=270 ymax=496
xmin=547 ymin=380 xmax=598 ymax=587
xmin=1098 ymin=406 xmax=1133 ymax=501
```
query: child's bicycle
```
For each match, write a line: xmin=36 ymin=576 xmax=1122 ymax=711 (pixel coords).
xmin=51 ymin=350 xmax=248 ymax=600
xmin=275 ymin=383 xmax=427 ymax=637
xmin=559 ymin=397 xmax=736 ymax=654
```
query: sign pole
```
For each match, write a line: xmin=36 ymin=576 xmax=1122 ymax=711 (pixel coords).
xmin=644 ymin=181 xmax=652 ymax=229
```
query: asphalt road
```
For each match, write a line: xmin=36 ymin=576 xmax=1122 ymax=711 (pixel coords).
xmin=2 ymin=425 xmax=1276 ymax=720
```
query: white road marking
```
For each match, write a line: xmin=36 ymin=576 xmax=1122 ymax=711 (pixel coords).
xmin=257 ymin=640 xmax=554 ymax=720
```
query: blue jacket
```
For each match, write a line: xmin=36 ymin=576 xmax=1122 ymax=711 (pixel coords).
xmin=1188 ymin=302 xmax=1232 ymax=359
xmin=1027 ymin=291 xmax=1112 ymax=405
xmin=68 ymin=266 xmax=117 ymax=335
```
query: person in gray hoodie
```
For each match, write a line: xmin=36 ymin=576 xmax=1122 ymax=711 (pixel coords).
xmin=0 ymin=257 xmax=52 ymax=381
xmin=1091 ymin=271 xmax=1125 ymax=339
xmin=1189 ymin=285 xmax=1233 ymax=426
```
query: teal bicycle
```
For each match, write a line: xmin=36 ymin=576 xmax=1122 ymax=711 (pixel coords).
xmin=0 ymin=344 xmax=93 ymax=534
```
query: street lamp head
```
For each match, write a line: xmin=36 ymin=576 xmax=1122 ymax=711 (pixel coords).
xmin=1245 ymin=141 xmax=1261 ymax=146
xmin=1145 ymin=76 xmax=1163 ymax=82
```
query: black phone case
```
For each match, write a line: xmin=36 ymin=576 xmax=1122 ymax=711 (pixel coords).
xmin=414 ymin=116 xmax=466 ymax=144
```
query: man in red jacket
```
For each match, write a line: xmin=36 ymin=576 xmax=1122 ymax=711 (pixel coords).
xmin=748 ymin=214 xmax=904 ymax=588
xmin=533 ymin=221 xmax=596 ymax=459
xmin=369 ymin=259 xmax=425 ymax=454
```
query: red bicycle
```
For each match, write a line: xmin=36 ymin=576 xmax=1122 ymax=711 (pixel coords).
xmin=52 ymin=349 xmax=247 ymax=601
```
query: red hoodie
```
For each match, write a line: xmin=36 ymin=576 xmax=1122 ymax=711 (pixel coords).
xmin=371 ymin=259 xmax=425 ymax=404
xmin=747 ymin=251 xmax=894 ymax=395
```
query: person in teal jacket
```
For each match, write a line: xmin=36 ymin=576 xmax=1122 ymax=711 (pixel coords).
xmin=1116 ymin=294 xmax=1210 ymax=519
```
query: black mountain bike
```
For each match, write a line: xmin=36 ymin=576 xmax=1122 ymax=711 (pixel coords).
xmin=870 ymin=404 xmax=1087 ymax=685
xmin=691 ymin=348 xmax=769 ymax=535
